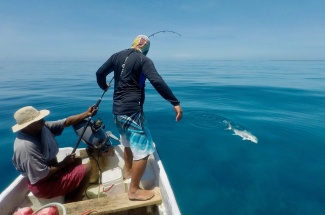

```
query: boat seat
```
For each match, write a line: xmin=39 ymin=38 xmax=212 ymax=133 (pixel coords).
xmin=27 ymin=192 xmax=64 ymax=209
xmin=63 ymin=187 xmax=162 ymax=215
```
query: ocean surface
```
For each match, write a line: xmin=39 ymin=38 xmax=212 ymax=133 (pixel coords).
xmin=1 ymin=60 xmax=325 ymax=215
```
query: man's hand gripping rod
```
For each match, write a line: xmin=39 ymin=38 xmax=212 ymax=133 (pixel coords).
xmin=72 ymin=77 xmax=114 ymax=153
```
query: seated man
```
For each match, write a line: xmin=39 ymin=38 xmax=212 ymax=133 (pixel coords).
xmin=12 ymin=105 xmax=97 ymax=203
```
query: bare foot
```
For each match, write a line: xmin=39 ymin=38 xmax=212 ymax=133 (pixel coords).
xmin=128 ymin=189 xmax=155 ymax=201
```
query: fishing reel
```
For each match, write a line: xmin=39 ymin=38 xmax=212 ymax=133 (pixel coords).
xmin=73 ymin=118 xmax=112 ymax=153
xmin=92 ymin=118 xmax=105 ymax=132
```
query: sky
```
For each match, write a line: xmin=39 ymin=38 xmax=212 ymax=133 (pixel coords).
xmin=0 ymin=0 xmax=324 ymax=61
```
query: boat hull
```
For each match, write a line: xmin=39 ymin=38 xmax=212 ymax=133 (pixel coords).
xmin=0 ymin=145 xmax=181 ymax=215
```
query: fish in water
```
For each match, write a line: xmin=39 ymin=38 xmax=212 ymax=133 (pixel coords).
xmin=232 ymin=129 xmax=258 ymax=144
xmin=227 ymin=123 xmax=258 ymax=144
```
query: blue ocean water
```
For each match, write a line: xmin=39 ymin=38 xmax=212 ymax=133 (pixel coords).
xmin=1 ymin=60 xmax=325 ymax=215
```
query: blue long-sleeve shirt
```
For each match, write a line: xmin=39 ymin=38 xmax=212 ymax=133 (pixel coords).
xmin=96 ymin=48 xmax=180 ymax=115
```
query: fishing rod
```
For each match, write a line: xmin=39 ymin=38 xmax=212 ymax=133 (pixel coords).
xmin=148 ymin=30 xmax=182 ymax=38
xmin=72 ymin=77 xmax=114 ymax=153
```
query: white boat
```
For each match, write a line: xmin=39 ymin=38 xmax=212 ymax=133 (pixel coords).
xmin=0 ymin=138 xmax=181 ymax=214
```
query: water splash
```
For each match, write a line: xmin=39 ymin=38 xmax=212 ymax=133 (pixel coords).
xmin=190 ymin=111 xmax=258 ymax=144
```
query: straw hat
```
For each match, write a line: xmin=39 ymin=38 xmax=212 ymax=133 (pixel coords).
xmin=12 ymin=106 xmax=50 ymax=132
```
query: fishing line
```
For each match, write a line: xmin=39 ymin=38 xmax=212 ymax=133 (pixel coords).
xmin=148 ymin=30 xmax=181 ymax=38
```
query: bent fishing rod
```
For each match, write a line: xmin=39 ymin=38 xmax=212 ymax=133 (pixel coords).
xmin=72 ymin=77 xmax=114 ymax=153
xmin=148 ymin=30 xmax=181 ymax=38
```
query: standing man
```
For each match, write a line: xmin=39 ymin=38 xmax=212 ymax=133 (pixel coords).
xmin=12 ymin=105 xmax=97 ymax=203
xmin=96 ymin=35 xmax=182 ymax=201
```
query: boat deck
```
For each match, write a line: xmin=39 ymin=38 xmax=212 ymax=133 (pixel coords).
xmin=64 ymin=187 xmax=162 ymax=215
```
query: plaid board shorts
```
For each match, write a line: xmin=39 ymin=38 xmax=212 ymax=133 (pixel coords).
xmin=114 ymin=112 xmax=155 ymax=160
